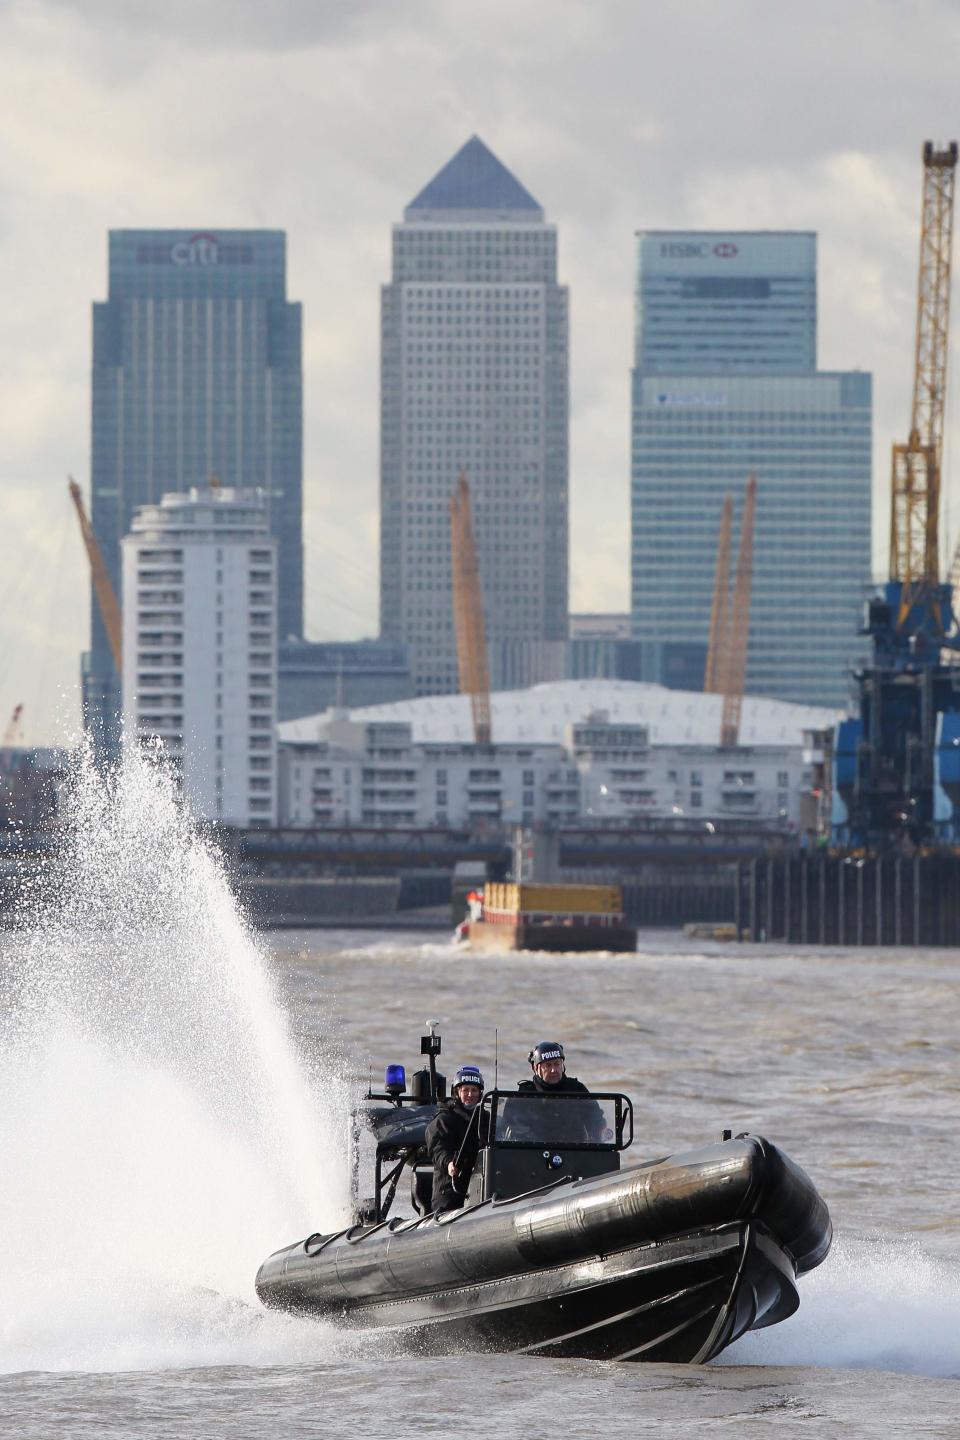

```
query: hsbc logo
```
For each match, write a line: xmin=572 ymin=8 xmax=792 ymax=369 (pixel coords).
xmin=660 ymin=242 xmax=708 ymax=258
xmin=658 ymin=240 xmax=740 ymax=259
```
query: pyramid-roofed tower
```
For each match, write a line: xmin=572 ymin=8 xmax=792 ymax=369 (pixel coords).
xmin=405 ymin=136 xmax=543 ymax=220
xmin=382 ymin=137 xmax=567 ymax=700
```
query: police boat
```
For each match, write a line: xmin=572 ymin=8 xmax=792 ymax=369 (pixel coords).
xmin=255 ymin=1026 xmax=831 ymax=1363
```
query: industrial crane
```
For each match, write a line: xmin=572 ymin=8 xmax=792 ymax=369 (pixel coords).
xmin=1 ymin=704 xmax=24 ymax=748
xmin=704 ymin=493 xmax=732 ymax=695
xmin=704 ymin=476 xmax=757 ymax=748
xmin=449 ymin=473 xmax=493 ymax=747
xmin=836 ymin=142 xmax=960 ymax=845
xmin=68 ymin=476 xmax=122 ymax=674
xmin=885 ymin=141 xmax=959 ymax=651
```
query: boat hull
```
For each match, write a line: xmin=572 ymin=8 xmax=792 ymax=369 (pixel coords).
xmin=467 ymin=920 xmax=638 ymax=952
xmin=256 ymin=1137 xmax=829 ymax=1363
xmin=331 ymin=1223 xmax=792 ymax=1363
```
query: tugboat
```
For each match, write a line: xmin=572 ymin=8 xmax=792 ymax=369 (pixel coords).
xmin=256 ymin=1026 xmax=831 ymax=1363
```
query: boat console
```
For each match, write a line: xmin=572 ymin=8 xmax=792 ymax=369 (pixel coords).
xmin=465 ymin=1089 xmax=633 ymax=1204
xmin=351 ymin=1025 xmax=633 ymax=1223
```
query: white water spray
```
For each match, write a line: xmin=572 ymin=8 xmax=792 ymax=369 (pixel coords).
xmin=724 ymin=1233 xmax=960 ymax=1377
xmin=0 ymin=745 xmax=350 ymax=1373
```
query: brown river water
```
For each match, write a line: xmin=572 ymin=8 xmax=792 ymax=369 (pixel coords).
xmin=2 ymin=757 xmax=959 ymax=1437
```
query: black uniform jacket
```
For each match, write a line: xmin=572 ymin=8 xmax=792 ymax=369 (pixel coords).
xmin=517 ymin=1074 xmax=592 ymax=1096
xmin=424 ymin=1098 xmax=488 ymax=1212
xmin=514 ymin=1073 xmax=606 ymax=1142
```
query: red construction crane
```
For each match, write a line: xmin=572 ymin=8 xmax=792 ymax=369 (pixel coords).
xmin=704 ymin=493 xmax=733 ymax=694
xmin=68 ymin=476 xmax=122 ymax=674
xmin=449 ymin=473 xmax=493 ymax=747
xmin=704 ymin=476 xmax=757 ymax=748
xmin=1 ymin=704 xmax=24 ymax=748
xmin=721 ymin=475 xmax=757 ymax=749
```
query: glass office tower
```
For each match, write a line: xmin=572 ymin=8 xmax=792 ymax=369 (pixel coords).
xmin=380 ymin=137 xmax=569 ymax=697
xmin=631 ymin=232 xmax=871 ymax=708
xmin=86 ymin=229 xmax=302 ymax=752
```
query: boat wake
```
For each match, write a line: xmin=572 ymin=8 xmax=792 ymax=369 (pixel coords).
xmin=0 ymin=745 xmax=352 ymax=1375
xmin=725 ymin=1233 xmax=960 ymax=1377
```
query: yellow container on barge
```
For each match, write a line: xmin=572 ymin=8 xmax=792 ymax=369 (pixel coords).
xmin=483 ymin=883 xmax=623 ymax=917
xmin=469 ymin=883 xmax=636 ymax=953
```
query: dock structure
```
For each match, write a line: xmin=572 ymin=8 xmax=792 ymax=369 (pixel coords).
xmin=734 ymin=852 xmax=960 ymax=947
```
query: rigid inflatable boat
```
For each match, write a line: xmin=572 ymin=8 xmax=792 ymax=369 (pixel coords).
xmin=256 ymin=1030 xmax=831 ymax=1363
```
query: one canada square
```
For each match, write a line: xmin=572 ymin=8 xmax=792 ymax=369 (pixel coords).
xmin=380 ymin=137 xmax=569 ymax=697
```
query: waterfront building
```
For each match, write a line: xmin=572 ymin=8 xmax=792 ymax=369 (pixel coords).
xmin=380 ymin=136 xmax=569 ymax=698
xmin=121 ymin=486 xmax=277 ymax=826
xmin=277 ymin=678 xmax=836 ymax=830
xmin=630 ymin=231 xmax=871 ymax=709
xmin=88 ymin=229 xmax=302 ymax=753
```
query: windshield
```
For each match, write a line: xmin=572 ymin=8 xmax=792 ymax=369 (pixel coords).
xmin=491 ymin=1092 xmax=628 ymax=1149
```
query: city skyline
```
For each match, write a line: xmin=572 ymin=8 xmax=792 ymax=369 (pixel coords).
xmin=1 ymin=0 xmax=958 ymax=742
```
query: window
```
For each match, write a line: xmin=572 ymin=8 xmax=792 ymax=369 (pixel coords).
xmin=690 ymin=771 xmax=702 ymax=787
xmin=777 ymin=771 xmax=790 ymax=788
xmin=690 ymin=791 xmax=703 ymax=808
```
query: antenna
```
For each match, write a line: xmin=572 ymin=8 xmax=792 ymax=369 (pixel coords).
xmin=421 ymin=1019 xmax=442 ymax=1101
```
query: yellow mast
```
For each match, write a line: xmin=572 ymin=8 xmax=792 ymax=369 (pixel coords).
xmin=449 ymin=473 xmax=492 ymax=746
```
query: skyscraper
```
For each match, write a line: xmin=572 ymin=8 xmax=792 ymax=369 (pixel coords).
xmin=87 ymin=229 xmax=302 ymax=751
xmin=631 ymin=232 xmax=871 ymax=708
xmin=380 ymin=137 xmax=569 ymax=698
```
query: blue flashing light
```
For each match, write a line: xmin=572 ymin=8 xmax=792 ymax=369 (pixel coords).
xmin=384 ymin=1064 xmax=406 ymax=1095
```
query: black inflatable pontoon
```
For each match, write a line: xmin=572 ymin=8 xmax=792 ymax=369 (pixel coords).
xmin=256 ymin=1031 xmax=831 ymax=1363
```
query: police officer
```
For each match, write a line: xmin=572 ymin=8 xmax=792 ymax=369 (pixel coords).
xmin=424 ymin=1064 xmax=486 ymax=1214
xmin=517 ymin=1041 xmax=606 ymax=1142
xmin=519 ymin=1041 xmax=591 ymax=1095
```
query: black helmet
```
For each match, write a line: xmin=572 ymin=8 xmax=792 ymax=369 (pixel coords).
xmin=529 ymin=1041 xmax=565 ymax=1068
xmin=453 ymin=1064 xmax=484 ymax=1093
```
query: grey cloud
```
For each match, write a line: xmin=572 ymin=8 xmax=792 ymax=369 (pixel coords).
xmin=2 ymin=0 xmax=960 ymax=738
xmin=42 ymin=0 xmax=410 ymax=50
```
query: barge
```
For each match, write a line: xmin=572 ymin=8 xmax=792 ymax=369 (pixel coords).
xmin=466 ymin=882 xmax=638 ymax=952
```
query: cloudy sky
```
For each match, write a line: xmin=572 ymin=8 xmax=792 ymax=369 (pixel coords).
xmin=2 ymin=0 xmax=959 ymax=743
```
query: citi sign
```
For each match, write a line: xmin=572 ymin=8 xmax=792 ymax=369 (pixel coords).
xmin=659 ymin=241 xmax=739 ymax=259
xmin=171 ymin=232 xmax=220 ymax=265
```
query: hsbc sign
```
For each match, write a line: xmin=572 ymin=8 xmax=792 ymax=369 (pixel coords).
xmin=658 ymin=240 xmax=740 ymax=259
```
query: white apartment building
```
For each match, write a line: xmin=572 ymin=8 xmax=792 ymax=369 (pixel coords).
xmin=121 ymin=486 xmax=277 ymax=825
